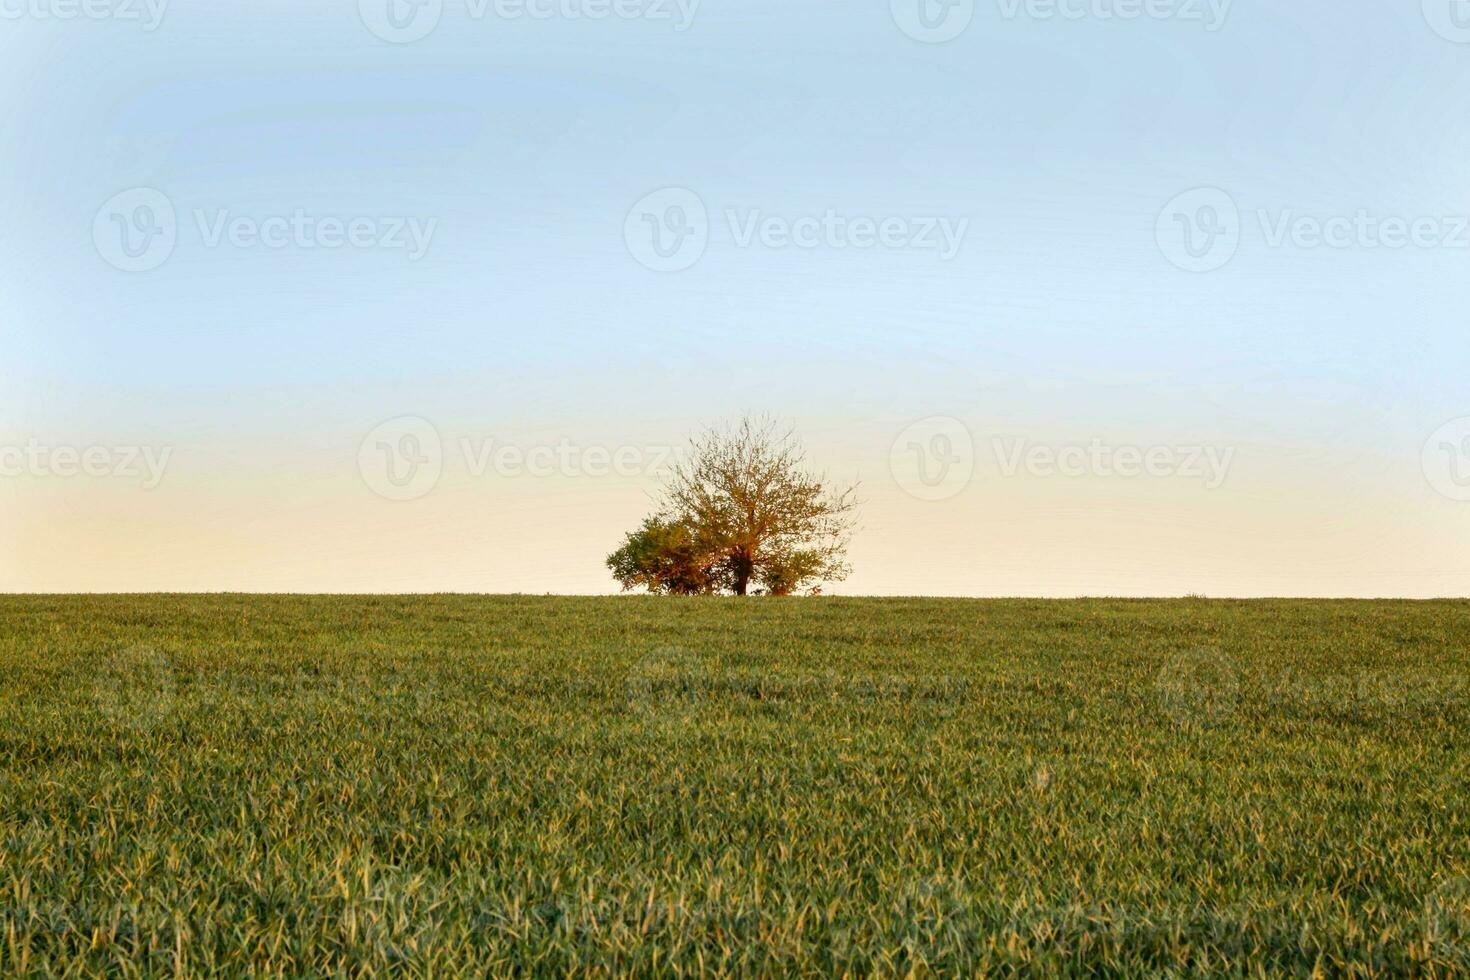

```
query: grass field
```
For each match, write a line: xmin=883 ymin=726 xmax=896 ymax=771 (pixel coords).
xmin=2 ymin=595 xmax=1469 ymax=976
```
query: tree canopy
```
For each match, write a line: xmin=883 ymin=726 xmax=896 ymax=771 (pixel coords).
xmin=607 ymin=417 xmax=856 ymax=596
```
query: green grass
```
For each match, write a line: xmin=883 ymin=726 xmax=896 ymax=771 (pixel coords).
xmin=2 ymin=595 xmax=1469 ymax=976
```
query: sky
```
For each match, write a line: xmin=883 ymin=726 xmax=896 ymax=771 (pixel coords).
xmin=2 ymin=0 xmax=1469 ymax=596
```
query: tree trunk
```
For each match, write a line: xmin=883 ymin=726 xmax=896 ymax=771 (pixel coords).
xmin=731 ymin=547 xmax=753 ymax=596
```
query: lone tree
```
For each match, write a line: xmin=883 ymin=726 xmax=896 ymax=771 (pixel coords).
xmin=607 ymin=417 xmax=856 ymax=596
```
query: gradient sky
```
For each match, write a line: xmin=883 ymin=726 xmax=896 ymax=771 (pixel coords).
xmin=3 ymin=0 xmax=1469 ymax=595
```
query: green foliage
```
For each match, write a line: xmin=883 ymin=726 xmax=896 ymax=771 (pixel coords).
xmin=606 ymin=516 xmax=728 ymax=595
xmin=756 ymin=549 xmax=827 ymax=596
xmin=2 ymin=595 xmax=1469 ymax=975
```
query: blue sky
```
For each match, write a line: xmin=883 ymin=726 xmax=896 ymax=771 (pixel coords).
xmin=3 ymin=0 xmax=1469 ymax=594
